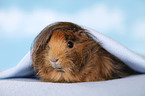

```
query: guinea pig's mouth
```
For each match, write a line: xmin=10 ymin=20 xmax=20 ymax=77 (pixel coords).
xmin=54 ymin=67 xmax=63 ymax=70
xmin=51 ymin=62 xmax=64 ymax=71
xmin=54 ymin=67 xmax=64 ymax=72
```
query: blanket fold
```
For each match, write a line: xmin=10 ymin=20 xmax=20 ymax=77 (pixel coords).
xmin=0 ymin=26 xmax=145 ymax=79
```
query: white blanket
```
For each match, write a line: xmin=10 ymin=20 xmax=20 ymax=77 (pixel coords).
xmin=0 ymin=74 xmax=145 ymax=96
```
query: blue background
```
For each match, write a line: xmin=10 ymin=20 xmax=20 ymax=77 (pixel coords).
xmin=0 ymin=0 xmax=145 ymax=70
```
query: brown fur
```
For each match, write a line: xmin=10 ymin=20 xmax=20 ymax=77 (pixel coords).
xmin=32 ymin=22 xmax=135 ymax=83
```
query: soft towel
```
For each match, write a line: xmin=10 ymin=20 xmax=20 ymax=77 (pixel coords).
xmin=0 ymin=74 xmax=145 ymax=96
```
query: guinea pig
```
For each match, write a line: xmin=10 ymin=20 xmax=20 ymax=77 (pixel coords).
xmin=32 ymin=22 xmax=136 ymax=83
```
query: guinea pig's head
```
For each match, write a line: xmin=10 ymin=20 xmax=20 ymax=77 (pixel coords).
xmin=32 ymin=22 xmax=100 ymax=82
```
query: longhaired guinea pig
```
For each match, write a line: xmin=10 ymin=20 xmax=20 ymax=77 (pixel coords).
xmin=32 ymin=22 xmax=136 ymax=83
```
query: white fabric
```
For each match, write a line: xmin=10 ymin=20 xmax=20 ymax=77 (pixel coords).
xmin=85 ymin=27 xmax=145 ymax=73
xmin=0 ymin=75 xmax=145 ymax=96
xmin=0 ymin=51 xmax=34 ymax=79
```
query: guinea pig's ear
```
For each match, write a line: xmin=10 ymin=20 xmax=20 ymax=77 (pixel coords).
xmin=77 ymin=30 xmax=88 ymax=37
xmin=77 ymin=30 xmax=94 ymax=40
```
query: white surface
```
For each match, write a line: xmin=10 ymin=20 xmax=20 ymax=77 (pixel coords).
xmin=0 ymin=75 xmax=145 ymax=96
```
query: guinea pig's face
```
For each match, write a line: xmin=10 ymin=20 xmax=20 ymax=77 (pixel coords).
xmin=45 ymin=30 xmax=84 ymax=73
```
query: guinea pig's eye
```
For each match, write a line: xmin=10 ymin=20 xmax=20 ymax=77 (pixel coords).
xmin=67 ymin=41 xmax=74 ymax=48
